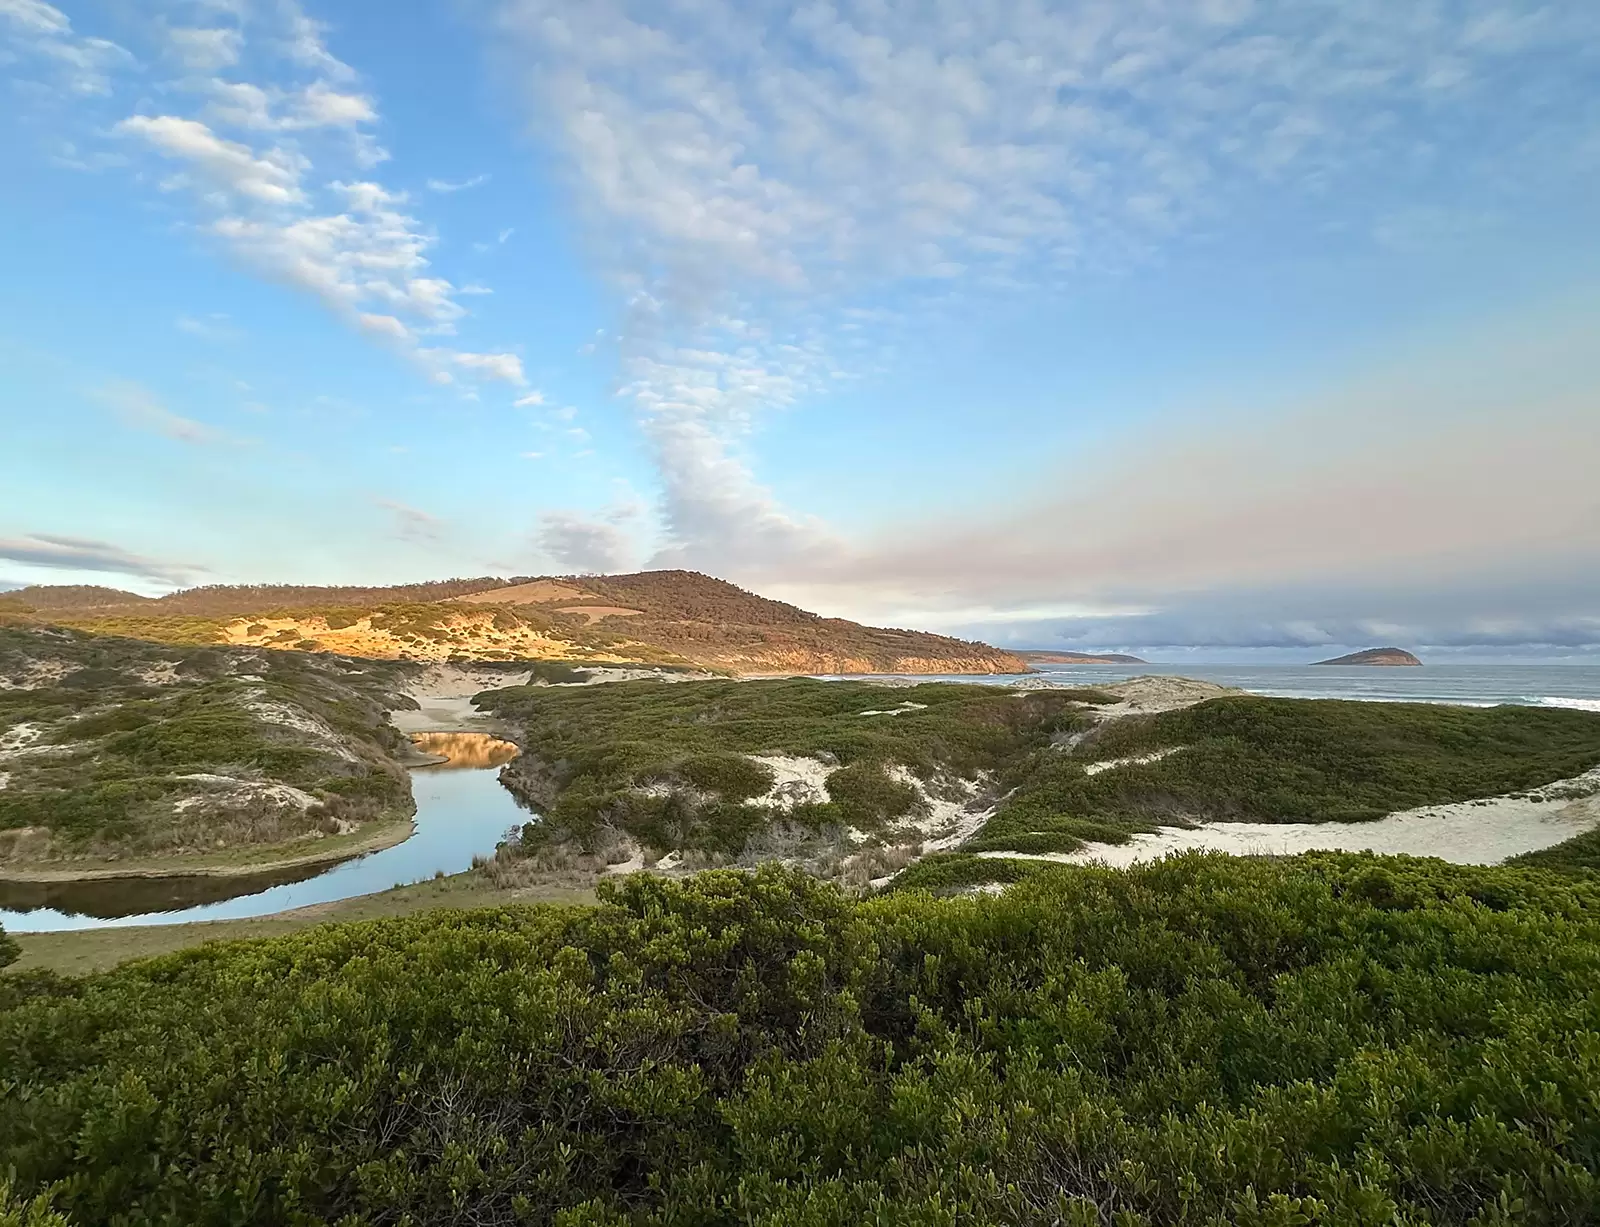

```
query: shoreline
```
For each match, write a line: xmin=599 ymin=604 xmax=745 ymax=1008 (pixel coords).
xmin=0 ymin=814 xmax=416 ymax=884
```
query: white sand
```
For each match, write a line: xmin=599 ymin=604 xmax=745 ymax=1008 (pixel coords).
xmin=1083 ymin=747 xmax=1185 ymax=776
xmin=748 ymin=755 xmax=835 ymax=809
xmin=978 ymin=768 xmax=1600 ymax=868
xmin=858 ymin=702 xmax=929 ymax=717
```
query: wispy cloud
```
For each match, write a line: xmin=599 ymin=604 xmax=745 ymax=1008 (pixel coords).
xmin=427 ymin=173 xmax=489 ymax=193
xmin=0 ymin=532 xmax=206 ymax=585
xmin=374 ymin=497 xmax=444 ymax=543
xmin=534 ymin=509 xmax=635 ymax=574
xmin=493 ymin=0 xmax=1600 ymax=578
xmin=175 ymin=312 xmax=242 ymax=342
xmin=0 ymin=0 xmax=131 ymax=95
xmin=97 ymin=379 xmax=237 ymax=445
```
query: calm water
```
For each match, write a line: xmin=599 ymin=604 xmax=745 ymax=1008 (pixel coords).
xmin=831 ymin=664 xmax=1600 ymax=711
xmin=0 ymin=734 xmax=531 ymax=933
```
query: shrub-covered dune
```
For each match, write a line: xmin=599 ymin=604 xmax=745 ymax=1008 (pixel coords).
xmin=4 ymin=854 xmax=1600 ymax=1225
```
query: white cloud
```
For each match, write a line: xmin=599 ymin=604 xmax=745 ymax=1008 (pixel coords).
xmin=428 ymin=174 xmax=490 ymax=192
xmin=513 ymin=391 xmax=546 ymax=407
xmin=428 ymin=349 xmax=526 ymax=384
xmin=357 ymin=312 xmax=412 ymax=342
xmin=8 ymin=0 xmax=516 ymax=395
xmin=0 ymin=0 xmax=68 ymax=36
xmin=115 ymin=114 xmax=305 ymax=204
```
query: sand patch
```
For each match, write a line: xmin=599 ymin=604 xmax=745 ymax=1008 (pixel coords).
xmin=858 ymin=701 xmax=929 ymax=717
xmin=1092 ymin=675 xmax=1241 ymax=714
xmin=1083 ymin=747 xmax=1186 ymax=776
xmin=458 ymin=580 xmax=593 ymax=605
xmin=246 ymin=697 xmax=359 ymax=761
xmin=981 ymin=767 xmax=1600 ymax=869
xmin=0 ymin=722 xmax=43 ymax=753
xmin=172 ymin=775 xmax=322 ymax=815
xmin=748 ymin=755 xmax=835 ymax=809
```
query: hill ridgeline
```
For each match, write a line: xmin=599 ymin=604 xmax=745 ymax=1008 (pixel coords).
xmin=9 ymin=570 xmax=1026 ymax=677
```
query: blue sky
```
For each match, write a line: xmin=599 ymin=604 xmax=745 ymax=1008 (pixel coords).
xmin=2 ymin=0 xmax=1598 ymax=660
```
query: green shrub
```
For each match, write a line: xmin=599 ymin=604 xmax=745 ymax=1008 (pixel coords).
xmin=6 ymin=856 xmax=1600 ymax=1224
xmin=825 ymin=760 xmax=920 ymax=827
xmin=675 ymin=752 xmax=775 ymax=801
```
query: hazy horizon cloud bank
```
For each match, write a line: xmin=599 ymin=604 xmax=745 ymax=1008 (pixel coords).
xmin=487 ymin=0 xmax=1600 ymax=656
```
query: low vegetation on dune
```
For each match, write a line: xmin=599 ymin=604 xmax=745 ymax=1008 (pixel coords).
xmin=0 ymin=626 xmax=419 ymax=869
xmin=474 ymin=681 xmax=1600 ymax=890
xmin=966 ymin=696 xmax=1600 ymax=857
xmin=13 ymin=570 xmax=1029 ymax=676
xmin=474 ymin=678 xmax=1112 ymax=869
xmin=5 ymin=856 xmax=1600 ymax=1224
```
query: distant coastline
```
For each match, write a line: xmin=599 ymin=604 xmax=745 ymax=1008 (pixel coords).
xmin=1016 ymin=650 xmax=1148 ymax=665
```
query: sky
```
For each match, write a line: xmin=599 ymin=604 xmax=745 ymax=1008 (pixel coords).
xmin=2 ymin=0 xmax=1598 ymax=662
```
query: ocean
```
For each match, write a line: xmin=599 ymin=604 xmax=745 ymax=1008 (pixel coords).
xmin=837 ymin=664 xmax=1600 ymax=710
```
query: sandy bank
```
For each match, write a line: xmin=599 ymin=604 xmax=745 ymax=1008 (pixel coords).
xmin=980 ymin=768 xmax=1600 ymax=869
xmin=0 ymin=816 xmax=416 ymax=883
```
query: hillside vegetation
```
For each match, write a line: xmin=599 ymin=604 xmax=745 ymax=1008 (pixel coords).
xmin=966 ymin=695 xmax=1600 ymax=858
xmin=14 ymin=571 xmax=1027 ymax=676
xmin=478 ymin=684 xmax=1600 ymax=890
xmin=476 ymin=678 xmax=1114 ymax=879
xmin=0 ymin=626 xmax=419 ymax=871
xmin=5 ymin=856 xmax=1600 ymax=1224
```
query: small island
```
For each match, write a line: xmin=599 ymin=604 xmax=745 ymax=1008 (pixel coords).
xmin=1015 ymin=650 xmax=1148 ymax=665
xmin=1311 ymin=647 xmax=1422 ymax=667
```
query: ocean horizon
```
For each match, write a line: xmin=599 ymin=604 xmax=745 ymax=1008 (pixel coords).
xmin=827 ymin=663 xmax=1600 ymax=711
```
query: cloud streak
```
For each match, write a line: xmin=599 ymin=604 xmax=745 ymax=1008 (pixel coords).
xmin=0 ymin=533 xmax=206 ymax=585
xmin=24 ymin=1 xmax=521 ymax=392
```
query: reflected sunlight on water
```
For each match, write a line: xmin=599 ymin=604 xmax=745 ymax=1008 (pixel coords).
xmin=410 ymin=732 xmax=520 ymax=769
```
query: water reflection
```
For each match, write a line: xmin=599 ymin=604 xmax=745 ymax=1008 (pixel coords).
xmin=411 ymin=732 xmax=520 ymax=769
xmin=0 ymin=732 xmax=531 ymax=931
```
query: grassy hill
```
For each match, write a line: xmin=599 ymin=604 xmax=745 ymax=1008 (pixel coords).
xmin=14 ymin=570 xmax=1027 ymax=676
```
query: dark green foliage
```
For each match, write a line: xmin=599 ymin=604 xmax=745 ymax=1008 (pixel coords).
xmin=524 ymin=660 xmax=594 ymax=685
xmin=884 ymin=852 xmax=1058 ymax=894
xmin=971 ymin=696 xmax=1600 ymax=855
xmin=1512 ymin=825 xmax=1600 ymax=875
xmin=825 ymin=760 xmax=920 ymax=826
xmin=676 ymin=752 xmax=775 ymax=800
xmin=7 ymin=855 xmax=1600 ymax=1225
xmin=0 ymin=922 xmax=16 ymax=970
xmin=481 ymin=678 xmax=1095 ymax=854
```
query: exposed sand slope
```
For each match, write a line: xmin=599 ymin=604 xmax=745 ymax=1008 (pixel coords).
xmin=980 ymin=768 xmax=1600 ymax=868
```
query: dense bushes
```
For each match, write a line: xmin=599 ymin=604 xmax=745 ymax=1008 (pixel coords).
xmin=6 ymin=854 xmax=1600 ymax=1224
xmin=971 ymin=697 xmax=1600 ymax=855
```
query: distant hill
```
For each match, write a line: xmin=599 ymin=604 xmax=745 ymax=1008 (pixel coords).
xmin=1311 ymin=647 xmax=1422 ymax=667
xmin=1015 ymin=650 xmax=1148 ymax=665
xmin=17 ymin=570 xmax=1027 ymax=676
